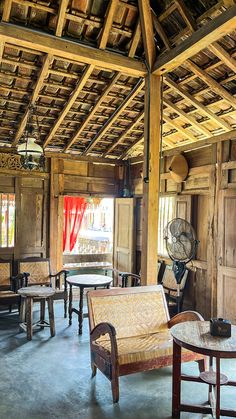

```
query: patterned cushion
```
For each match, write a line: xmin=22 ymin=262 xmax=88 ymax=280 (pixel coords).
xmin=19 ymin=261 xmax=50 ymax=285
xmin=90 ymin=289 xmax=169 ymax=339
xmin=0 ymin=263 xmax=11 ymax=287
xmin=96 ymin=331 xmax=190 ymax=365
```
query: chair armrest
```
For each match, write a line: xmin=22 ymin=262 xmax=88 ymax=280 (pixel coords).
xmin=91 ymin=322 xmax=116 ymax=341
xmin=168 ymin=310 xmax=204 ymax=328
xmin=10 ymin=274 xmax=25 ymax=291
xmin=50 ymin=270 xmax=68 ymax=289
xmin=90 ymin=322 xmax=118 ymax=359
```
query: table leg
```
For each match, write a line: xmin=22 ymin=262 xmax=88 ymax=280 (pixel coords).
xmin=48 ymin=297 xmax=55 ymax=337
xmin=69 ymin=284 xmax=73 ymax=326
xmin=78 ymin=286 xmax=84 ymax=335
xmin=172 ymin=340 xmax=181 ymax=419
xmin=26 ymin=296 xmax=33 ymax=341
xmin=208 ymin=356 xmax=213 ymax=404
xmin=20 ymin=296 xmax=26 ymax=323
xmin=216 ymin=357 xmax=221 ymax=419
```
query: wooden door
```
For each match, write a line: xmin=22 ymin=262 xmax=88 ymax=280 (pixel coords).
xmin=218 ymin=190 xmax=236 ymax=322
xmin=15 ymin=177 xmax=49 ymax=259
xmin=113 ymin=198 xmax=135 ymax=282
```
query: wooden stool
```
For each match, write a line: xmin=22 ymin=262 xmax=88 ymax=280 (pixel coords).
xmin=18 ymin=286 xmax=56 ymax=341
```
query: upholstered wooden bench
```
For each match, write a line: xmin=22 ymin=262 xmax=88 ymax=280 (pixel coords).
xmin=87 ymin=285 xmax=205 ymax=403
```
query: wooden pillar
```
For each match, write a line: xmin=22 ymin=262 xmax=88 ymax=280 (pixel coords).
xmin=141 ymin=74 xmax=161 ymax=285
xmin=50 ymin=158 xmax=64 ymax=274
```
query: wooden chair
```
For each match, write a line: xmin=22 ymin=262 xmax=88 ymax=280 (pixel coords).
xmin=0 ymin=259 xmax=23 ymax=313
xmin=87 ymin=285 xmax=205 ymax=403
xmin=16 ymin=258 xmax=68 ymax=318
xmin=118 ymin=272 xmax=141 ymax=287
xmin=161 ymin=264 xmax=188 ymax=315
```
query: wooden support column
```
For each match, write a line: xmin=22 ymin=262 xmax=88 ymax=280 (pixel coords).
xmin=50 ymin=158 xmax=64 ymax=274
xmin=141 ymin=74 xmax=161 ymax=285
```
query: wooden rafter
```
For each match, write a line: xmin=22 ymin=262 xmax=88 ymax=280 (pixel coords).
xmin=55 ymin=0 xmax=69 ymax=37
xmin=208 ymin=42 xmax=236 ymax=74
xmin=103 ymin=112 xmax=144 ymax=157
xmin=153 ymin=4 xmax=236 ymax=75
xmin=163 ymin=114 xmax=198 ymax=143
xmin=128 ymin=20 xmax=141 ymax=58
xmin=120 ymin=135 xmax=144 ymax=159
xmin=152 ymin=10 xmax=171 ymax=51
xmin=12 ymin=53 xmax=53 ymax=147
xmin=138 ymin=0 xmax=156 ymax=69
xmin=82 ymin=79 xmax=145 ymax=155
xmin=163 ymin=98 xmax=211 ymax=138
xmin=186 ymin=59 xmax=236 ymax=108
xmin=43 ymin=65 xmax=94 ymax=148
xmin=64 ymin=73 xmax=121 ymax=152
xmin=0 ymin=23 xmax=146 ymax=77
xmin=164 ymin=76 xmax=232 ymax=132
xmin=2 ymin=0 xmax=13 ymax=22
xmin=98 ymin=0 xmax=119 ymax=49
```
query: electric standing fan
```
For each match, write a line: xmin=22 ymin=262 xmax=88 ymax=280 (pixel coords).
xmin=164 ymin=218 xmax=199 ymax=313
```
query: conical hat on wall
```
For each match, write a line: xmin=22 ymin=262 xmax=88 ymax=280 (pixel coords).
xmin=168 ymin=154 xmax=188 ymax=183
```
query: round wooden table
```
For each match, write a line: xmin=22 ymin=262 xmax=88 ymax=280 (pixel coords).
xmin=18 ymin=286 xmax=56 ymax=340
xmin=171 ymin=320 xmax=236 ymax=419
xmin=67 ymin=274 xmax=113 ymax=335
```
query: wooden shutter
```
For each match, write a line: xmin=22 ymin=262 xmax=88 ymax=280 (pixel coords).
xmin=217 ymin=190 xmax=236 ymax=322
xmin=175 ymin=195 xmax=192 ymax=222
xmin=113 ymin=198 xmax=136 ymax=282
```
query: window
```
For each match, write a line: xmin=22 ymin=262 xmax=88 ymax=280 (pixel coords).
xmin=63 ymin=197 xmax=114 ymax=256
xmin=158 ymin=196 xmax=175 ymax=257
xmin=0 ymin=193 xmax=15 ymax=247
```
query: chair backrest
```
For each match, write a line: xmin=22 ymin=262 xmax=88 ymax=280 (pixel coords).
xmin=0 ymin=260 xmax=11 ymax=289
xmin=162 ymin=265 xmax=188 ymax=298
xmin=18 ymin=258 xmax=50 ymax=285
xmin=87 ymin=285 xmax=169 ymax=339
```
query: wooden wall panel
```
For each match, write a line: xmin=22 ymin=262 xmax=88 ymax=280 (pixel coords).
xmin=62 ymin=160 xmax=88 ymax=175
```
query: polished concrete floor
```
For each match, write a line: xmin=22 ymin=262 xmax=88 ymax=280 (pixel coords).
xmin=0 ymin=302 xmax=236 ymax=419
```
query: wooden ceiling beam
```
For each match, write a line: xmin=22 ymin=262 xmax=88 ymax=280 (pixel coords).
xmin=82 ymin=79 xmax=145 ymax=155
xmin=55 ymin=0 xmax=69 ymax=37
xmin=2 ymin=0 xmax=13 ymax=22
xmin=0 ymin=23 xmax=146 ymax=77
xmin=12 ymin=53 xmax=53 ymax=147
xmin=43 ymin=64 xmax=94 ymax=148
xmin=103 ymin=112 xmax=144 ymax=157
xmin=153 ymin=4 xmax=236 ymax=75
xmin=186 ymin=59 xmax=236 ymax=108
xmin=45 ymin=151 xmax=123 ymax=165
xmin=128 ymin=20 xmax=141 ymax=58
xmin=208 ymin=41 xmax=236 ymax=74
xmin=164 ymin=76 xmax=232 ymax=132
xmin=98 ymin=0 xmax=119 ymax=49
xmin=162 ymin=129 xmax=236 ymax=156
xmin=138 ymin=0 xmax=156 ymax=69
xmin=163 ymin=98 xmax=211 ymax=138
xmin=64 ymin=72 xmax=121 ymax=152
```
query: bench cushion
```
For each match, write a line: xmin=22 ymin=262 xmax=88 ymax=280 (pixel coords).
xmin=89 ymin=286 xmax=169 ymax=339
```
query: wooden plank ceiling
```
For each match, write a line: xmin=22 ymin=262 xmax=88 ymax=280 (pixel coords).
xmin=0 ymin=0 xmax=235 ymax=161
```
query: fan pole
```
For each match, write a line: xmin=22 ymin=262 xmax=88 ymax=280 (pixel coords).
xmin=177 ymin=283 xmax=181 ymax=314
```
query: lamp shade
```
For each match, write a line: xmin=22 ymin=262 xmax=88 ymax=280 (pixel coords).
xmin=17 ymin=137 xmax=43 ymax=158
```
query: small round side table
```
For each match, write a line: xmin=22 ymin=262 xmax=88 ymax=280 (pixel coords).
xmin=18 ymin=286 xmax=56 ymax=340
xmin=171 ymin=320 xmax=236 ymax=419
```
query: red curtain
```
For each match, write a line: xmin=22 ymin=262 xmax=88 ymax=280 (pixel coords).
xmin=63 ymin=196 xmax=87 ymax=252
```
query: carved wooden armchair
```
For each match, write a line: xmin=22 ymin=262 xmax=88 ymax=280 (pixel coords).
xmin=17 ymin=258 xmax=68 ymax=318
xmin=87 ymin=285 xmax=205 ymax=403
xmin=0 ymin=259 xmax=24 ymax=313
xmin=118 ymin=271 xmax=141 ymax=287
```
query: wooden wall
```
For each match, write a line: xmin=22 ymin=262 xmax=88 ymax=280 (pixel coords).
xmin=131 ymin=141 xmax=236 ymax=321
xmin=0 ymin=154 xmax=120 ymax=273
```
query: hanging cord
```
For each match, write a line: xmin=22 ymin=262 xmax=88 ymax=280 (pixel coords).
xmin=143 ymin=62 xmax=151 ymax=184
xmin=159 ymin=75 xmax=164 ymax=193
